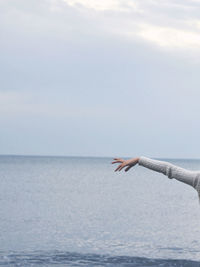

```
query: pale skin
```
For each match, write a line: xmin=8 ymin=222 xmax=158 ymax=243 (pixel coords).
xmin=111 ymin=157 xmax=140 ymax=172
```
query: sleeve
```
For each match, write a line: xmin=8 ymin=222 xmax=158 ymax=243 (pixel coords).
xmin=138 ymin=156 xmax=200 ymax=189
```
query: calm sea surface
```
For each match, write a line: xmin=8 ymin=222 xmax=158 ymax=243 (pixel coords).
xmin=0 ymin=155 xmax=200 ymax=266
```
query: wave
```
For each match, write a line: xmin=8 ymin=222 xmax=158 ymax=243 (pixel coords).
xmin=0 ymin=251 xmax=199 ymax=266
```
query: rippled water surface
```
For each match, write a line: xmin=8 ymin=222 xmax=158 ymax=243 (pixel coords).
xmin=1 ymin=155 xmax=200 ymax=266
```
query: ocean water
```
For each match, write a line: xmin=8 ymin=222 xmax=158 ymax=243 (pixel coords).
xmin=0 ymin=155 xmax=200 ymax=266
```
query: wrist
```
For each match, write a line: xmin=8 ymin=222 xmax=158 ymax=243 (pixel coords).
xmin=136 ymin=157 xmax=140 ymax=163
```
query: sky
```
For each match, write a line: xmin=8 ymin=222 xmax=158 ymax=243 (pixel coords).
xmin=1 ymin=0 xmax=200 ymax=158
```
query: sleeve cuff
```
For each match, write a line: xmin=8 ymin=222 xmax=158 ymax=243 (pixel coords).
xmin=138 ymin=156 xmax=149 ymax=166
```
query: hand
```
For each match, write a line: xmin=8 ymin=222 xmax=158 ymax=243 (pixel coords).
xmin=111 ymin=157 xmax=139 ymax=172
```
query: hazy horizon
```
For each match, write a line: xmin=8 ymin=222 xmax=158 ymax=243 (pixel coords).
xmin=1 ymin=153 xmax=200 ymax=160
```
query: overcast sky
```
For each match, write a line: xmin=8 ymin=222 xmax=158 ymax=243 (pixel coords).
xmin=1 ymin=0 xmax=200 ymax=158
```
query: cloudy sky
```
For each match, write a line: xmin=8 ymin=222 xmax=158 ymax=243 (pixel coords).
xmin=1 ymin=0 xmax=200 ymax=158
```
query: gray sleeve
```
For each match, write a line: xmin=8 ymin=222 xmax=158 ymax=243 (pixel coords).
xmin=138 ymin=156 xmax=200 ymax=189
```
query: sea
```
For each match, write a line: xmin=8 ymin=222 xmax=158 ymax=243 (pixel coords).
xmin=0 ymin=155 xmax=200 ymax=266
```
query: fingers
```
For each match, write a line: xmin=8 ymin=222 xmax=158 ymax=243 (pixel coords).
xmin=114 ymin=165 xmax=122 ymax=171
xmin=113 ymin=158 xmax=122 ymax=160
xmin=125 ymin=166 xmax=132 ymax=172
xmin=111 ymin=158 xmax=123 ymax=164
xmin=112 ymin=157 xmax=132 ymax=172
xmin=112 ymin=160 xmax=122 ymax=164
xmin=115 ymin=163 xmax=126 ymax=172
xmin=118 ymin=165 xmax=126 ymax=171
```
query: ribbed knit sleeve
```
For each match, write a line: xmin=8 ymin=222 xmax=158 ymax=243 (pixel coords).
xmin=138 ymin=156 xmax=200 ymax=191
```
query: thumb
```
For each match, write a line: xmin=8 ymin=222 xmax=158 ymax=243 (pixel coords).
xmin=125 ymin=166 xmax=132 ymax=172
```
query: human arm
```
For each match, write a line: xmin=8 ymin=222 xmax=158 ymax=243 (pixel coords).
xmin=112 ymin=156 xmax=200 ymax=190
xmin=138 ymin=156 xmax=200 ymax=189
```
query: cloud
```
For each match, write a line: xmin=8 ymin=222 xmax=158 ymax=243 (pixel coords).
xmin=1 ymin=0 xmax=200 ymax=52
xmin=61 ymin=0 xmax=200 ymax=51
xmin=63 ymin=0 xmax=139 ymax=12
xmin=137 ymin=23 xmax=200 ymax=50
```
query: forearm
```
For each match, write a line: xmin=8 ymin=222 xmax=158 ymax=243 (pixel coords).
xmin=138 ymin=156 xmax=200 ymax=189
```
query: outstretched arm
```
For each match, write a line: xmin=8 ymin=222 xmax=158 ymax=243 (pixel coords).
xmin=112 ymin=156 xmax=200 ymax=190
xmin=138 ymin=156 xmax=199 ymax=189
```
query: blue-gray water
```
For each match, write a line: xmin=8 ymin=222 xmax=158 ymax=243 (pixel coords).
xmin=1 ymin=155 xmax=200 ymax=266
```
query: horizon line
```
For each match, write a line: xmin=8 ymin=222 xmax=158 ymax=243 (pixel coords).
xmin=0 ymin=153 xmax=200 ymax=160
